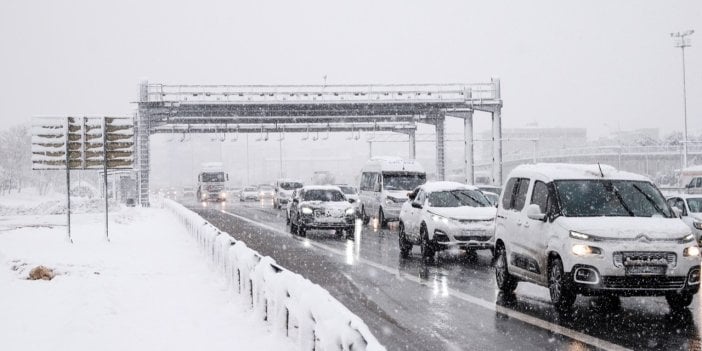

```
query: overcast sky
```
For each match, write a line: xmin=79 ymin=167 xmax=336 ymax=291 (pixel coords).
xmin=1 ymin=0 xmax=699 ymax=138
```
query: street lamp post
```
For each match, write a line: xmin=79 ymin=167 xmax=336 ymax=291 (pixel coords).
xmin=671 ymin=29 xmax=694 ymax=169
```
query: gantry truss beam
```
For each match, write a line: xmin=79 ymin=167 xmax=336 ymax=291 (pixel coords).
xmin=150 ymin=122 xmax=417 ymax=135
xmin=135 ymin=80 xmax=504 ymax=206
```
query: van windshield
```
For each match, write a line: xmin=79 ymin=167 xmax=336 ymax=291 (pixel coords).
xmin=383 ymin=173 xmax=426 ymax=191
xmin=201 ymin=172 xmax=225 ymax=182
xmin=554 ymin=180 xmax=673 ymax=218
xmin=280 ymin=182 xmax=303 ymax=190
xmin=688 ymin=198 xmax=702 ymax=213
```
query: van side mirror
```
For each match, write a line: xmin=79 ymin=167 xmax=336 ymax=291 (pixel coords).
xmin=526 ymin=204 xmax=546 ymax=221
xmin=407 ymin=192 xmax=416 ymax=200
xmin=672 ymin=207 xmax=683 ymax=218
xmin=411 ymin=202 xmax=422 ymax=209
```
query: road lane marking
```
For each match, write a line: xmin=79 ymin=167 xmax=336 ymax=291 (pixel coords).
xmin=219 ymin=209 xmax=631 ymax=351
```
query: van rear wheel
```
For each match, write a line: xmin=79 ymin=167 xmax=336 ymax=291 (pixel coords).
xmin=495 ymin=246 xmax=518 ymax=294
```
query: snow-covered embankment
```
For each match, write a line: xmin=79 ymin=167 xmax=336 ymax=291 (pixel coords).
xmin=164 ymin=200 xmax=385 ymax=351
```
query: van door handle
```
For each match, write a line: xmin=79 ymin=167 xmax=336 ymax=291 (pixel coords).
xmin=516 ymin=220 xmax=522 ymax=226
xmin=523 ymin=222 xmax=530 ymax=228
xmin=496 ymin=215 xmax=506 ymax=219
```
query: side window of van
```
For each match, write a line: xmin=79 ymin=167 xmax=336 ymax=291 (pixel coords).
xmin=502 ymin=178 xmax=518 ymax=209
xmin=513 ymin=179 xmax=530 ymax=211
xmin=530 ymin=181 xmax=549 ymax=213
xmin=361 ymin=173 xmax=371 ymax=191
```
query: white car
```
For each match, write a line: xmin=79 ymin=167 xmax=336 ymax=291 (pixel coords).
xmin=239 ymin=186 xmax=259 ymax=201
xmin=494 ymin=163 xmax=700 ymax=312
xmin=399 ymin=181 xmax=496 ymax=259
xmin=667 ymin=194 xmax=702 ymax=241
xmin=258 ymin=185 xmax=275 ymax=199
xmin=336 ymin=184 xmax=361 ymax=217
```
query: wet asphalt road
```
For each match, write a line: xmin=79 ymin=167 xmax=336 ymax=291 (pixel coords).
xmin=183 ymin=199 xmax=702 ymax=351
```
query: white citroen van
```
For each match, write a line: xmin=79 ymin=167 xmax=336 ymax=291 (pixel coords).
xmin=359 ymin=157 xmax=426 ymax=228
xmin=494 ymin=163 xmax=700 ymax=311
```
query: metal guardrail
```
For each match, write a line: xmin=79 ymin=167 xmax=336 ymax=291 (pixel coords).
xmin=145 ymin=83 xmax=498 ymax=104
xmin=163 ymin=199 xmax=385 ymax=351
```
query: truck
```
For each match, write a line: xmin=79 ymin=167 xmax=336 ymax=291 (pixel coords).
xmin=196 ymin=162 xmax=229 ymax=202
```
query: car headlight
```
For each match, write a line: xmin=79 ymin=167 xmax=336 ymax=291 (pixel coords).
xmin=345 ymin=208 xmax=355 ymax=216
xmin=694 ymin=222 xmax=702 ymax=230
xmin=683 ymin=233 xmax=696 ymax=242
xmin=222 ymin=193 xmax=227 ymax=198
xmin=570 ymin=231 xmax=591 ymax=240
xmin=431 ymin=214 xmax=450 ymax=224
xmin=684 ymin=246 xmax=700 ymax=257
xmin=301 ymin=207 xmax=313 ymax=215
xmin=571 ymin=244 xmax=602 ymax=256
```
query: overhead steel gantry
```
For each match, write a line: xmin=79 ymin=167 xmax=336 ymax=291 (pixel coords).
xmin=136 ymin=79 xmax=503 ymax=206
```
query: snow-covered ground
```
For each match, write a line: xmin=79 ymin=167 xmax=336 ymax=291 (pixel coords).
xmin=0 ymin=192 xmax=292 ymax=350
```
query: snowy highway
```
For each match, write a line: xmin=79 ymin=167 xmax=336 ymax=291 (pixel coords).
xmin=182 ymin=199 xmax=701 ymax=351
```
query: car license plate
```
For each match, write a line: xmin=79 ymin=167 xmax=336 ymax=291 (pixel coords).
xmin=625 ymin=265 xmax=666 ymax=276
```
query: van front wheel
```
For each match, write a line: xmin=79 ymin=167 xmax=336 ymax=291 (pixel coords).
xmin=549 ymin=257 xmax=576 ymax=312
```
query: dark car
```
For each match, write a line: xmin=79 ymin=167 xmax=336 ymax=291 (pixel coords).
xmin=288 ymin=186 xmax=356 ymax=239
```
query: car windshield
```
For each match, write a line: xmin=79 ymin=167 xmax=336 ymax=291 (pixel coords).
xmin=303 ymin=189 xmax=345 ymax=202
xmin=383 ymin=173 xmax=426 ymax=191
xmin=338 ymin=186 xmax=357 ymax=195
xmin=428 ymin=189 xmax=491 ymax=208
xmin=201 ymin=172 xmax=225 ymax=182
xmin=244 ymin=187 xmax=257 ymax=191
xmin=554 ymin=180 xmax=672 ymax=218
xmin=280 ymin=182 xmax=303 ymax=190
xmin=259 ymin=186 xmax=273 ymax=191
xmin=688 ymin=198 xmax=702 ymax=213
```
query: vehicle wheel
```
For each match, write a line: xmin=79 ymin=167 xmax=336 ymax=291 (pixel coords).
xmin=420 ymin=225 xmax=435 ymax=260
xmin=344 ymin=226 xmax=355 ymax=240
xmin=285 ymin=213 xmax=290 ymax=225
xmin=361 ymin=206 xmax=370 ymax=225
xmin=398 ymin=222 xmax=412 ymax=258
xmin=378 ymin=207 xmax=386 ymax=229
xmin=289 ymin=219 xmax=297 ymax=235
xmin=298 ymin=225 xmax=307 ymax=238
xmin=495 ymin=246 xmax=518 ymax=294
xmin=549 ymin=257 xmax=576 ymax=312
xmin=666 ymin=292 xmax=694 ymax=310
xmin=335 ymin=229 xmax=344 ymax=237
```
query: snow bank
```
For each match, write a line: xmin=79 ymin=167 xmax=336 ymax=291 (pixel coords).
xmin=164 ymin=200 xmax=386 ymax=351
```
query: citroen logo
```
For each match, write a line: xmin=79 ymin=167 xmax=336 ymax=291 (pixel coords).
xmin=636 ymin=234 xmax=651 ymax=242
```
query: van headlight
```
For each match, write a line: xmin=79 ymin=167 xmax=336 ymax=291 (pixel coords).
xmin=345 ymin=208 xmax=355 ymax=216
xmin=694 ymin=222 xmax=702 ymax=230
xmin=682 ymin=233 xmax=696 ymax=242
xmin=301 ymin=207 xmax=313 ymax=215
xmin=572 ymin=244 xmax=602 ymax=256
xmin=684 ymin=246 xmax=700 ymax=257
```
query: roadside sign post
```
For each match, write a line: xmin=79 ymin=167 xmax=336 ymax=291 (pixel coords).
xmin=32 ymin=116 xmax=134 ymax=243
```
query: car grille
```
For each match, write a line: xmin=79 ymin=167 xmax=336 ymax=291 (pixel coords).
xmin=454 ymin=235 xmax=492 ymax=242
xmin=614 ymin=251 xmax=676 ymax=268
xmin=457 ymin=219 xmax=493 ymax=224
xmin=600 ymin=276 xmax=686 ymax=290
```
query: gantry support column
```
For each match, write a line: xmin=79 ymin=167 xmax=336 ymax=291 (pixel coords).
xmin=136 ymin=81 xmax=151 ymax=207
xmin=435 ymin=111 xmax=446 ymax=180
xmin=491 ymin=77 xmax=503 ymax=186
xmin=464 ymin=111 xmax=474 ymax=184
xmin=408 ymin=130 xmax=416 ymax=160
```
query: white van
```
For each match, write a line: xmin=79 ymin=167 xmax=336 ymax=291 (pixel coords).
xmin=494 ymin=163 xmax=700 ymax=311
xmin=273 ymin=179 xmax=304 ymax=209
xmin=359 ymin=157 xmax=426 ymax=228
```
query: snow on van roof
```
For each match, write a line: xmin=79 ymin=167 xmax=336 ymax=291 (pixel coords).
xmin=421 ymin=181 xmax=478 ymax=192
xmin=364 ymin=156 xmax=425 ymax=172
xmin=509 ymin=163 xmax=650 ymax=182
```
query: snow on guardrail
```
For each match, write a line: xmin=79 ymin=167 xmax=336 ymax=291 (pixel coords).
xmin=163 ymin=199 xmax=385 ymax=351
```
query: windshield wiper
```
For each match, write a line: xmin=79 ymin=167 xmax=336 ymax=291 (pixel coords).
xmin=609 ymin=185 xmax=635 ymax=217
xmin=632 ymin=184 xmax=667 ymax=217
